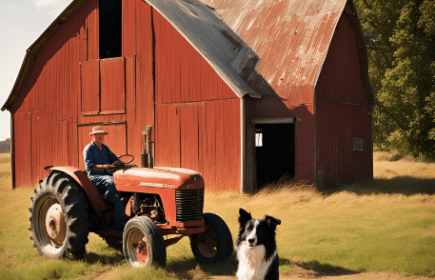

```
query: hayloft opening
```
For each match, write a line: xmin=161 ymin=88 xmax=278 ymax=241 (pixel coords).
xmin=99 ymin=0 xmax=122 ymax=59
xmin=255 ymin=123 xmax=295 ymax=188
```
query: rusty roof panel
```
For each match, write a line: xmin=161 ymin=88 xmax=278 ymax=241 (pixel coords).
xmin=200 ymin=0 xmax=348 ymax=100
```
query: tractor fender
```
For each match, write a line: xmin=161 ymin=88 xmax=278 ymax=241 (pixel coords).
xmin=47 ymin=166 xmax=110 ymax=213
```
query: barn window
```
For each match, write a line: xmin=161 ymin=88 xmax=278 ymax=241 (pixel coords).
xmin=99 ymin=0 xmax=122 ymax=59
xmin=255 ymin=129 xmax=263 ymax=147
xmin=353 ymin=138 xmax=363 ymax=152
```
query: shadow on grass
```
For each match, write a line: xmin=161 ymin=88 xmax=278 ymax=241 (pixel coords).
xmin=324 ymin=177 xmax=435 ymax=196
xmin=84 ymin=251 xmax=124 ymax=265
xmin=167 ymin=255 xmax=237 ymax=279
xmin=295 ymin=260 xmax=359 ymax=276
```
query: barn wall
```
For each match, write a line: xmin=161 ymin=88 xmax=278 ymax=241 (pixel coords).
xmin=152 ymin=9 xmax=240 ymax=192
xmin=10 ymin=0 xmax=155 ymax=188
xmin=315 ymin=12 xmax=373 ymax=185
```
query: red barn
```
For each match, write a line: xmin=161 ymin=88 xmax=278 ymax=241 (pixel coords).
xmin=2 ymin=0 xmax=373 ymax=192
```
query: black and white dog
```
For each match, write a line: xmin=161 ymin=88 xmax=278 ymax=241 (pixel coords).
xmin=236 ymin=208 xmax=281 ymax=280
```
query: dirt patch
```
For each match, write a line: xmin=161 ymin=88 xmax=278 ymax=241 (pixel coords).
xmin=76 ymin=266 xmax=119 ymax=280
xmin=208 ymin=272 xmax=433 ymax=280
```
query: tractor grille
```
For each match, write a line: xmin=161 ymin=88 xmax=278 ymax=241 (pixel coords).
xmin=175 ymin=189 xmax=204 ymax=221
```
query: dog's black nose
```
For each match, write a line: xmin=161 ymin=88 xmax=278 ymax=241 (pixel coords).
xmin=248 ymin=238 xmax=255 ymax=243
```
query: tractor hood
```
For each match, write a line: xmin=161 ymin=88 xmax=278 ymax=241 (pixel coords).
xmin=113 ymin=167 xmax=204 ymax=190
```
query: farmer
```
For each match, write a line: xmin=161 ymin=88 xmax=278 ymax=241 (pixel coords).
xmin=83 ymin=126 xmax=129 ymax=228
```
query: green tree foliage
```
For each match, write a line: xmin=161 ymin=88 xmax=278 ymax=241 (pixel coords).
xmin=354 ymin=0 xmax=435 ymax=159
xmin=0 ymin=138 xmax=11 ymax=153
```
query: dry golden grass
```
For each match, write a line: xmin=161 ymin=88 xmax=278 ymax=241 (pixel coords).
xmin=374 ymin=154 xmax=435 ymax=180
xmin=0 ymin=152 xmax=434 ymax=280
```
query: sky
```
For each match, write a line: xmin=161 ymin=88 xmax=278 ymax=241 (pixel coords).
xmin=0 ymin=0 xmax=71 ymax=141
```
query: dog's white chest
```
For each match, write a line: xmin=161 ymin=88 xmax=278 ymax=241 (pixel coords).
xmin=236 ymin=242 xmax=274 ymax=280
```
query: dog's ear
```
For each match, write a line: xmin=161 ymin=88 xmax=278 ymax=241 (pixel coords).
xmin=264 ymin=215 xmax=281 ymax=230
xmin=238 ymin=208 xmax=252 ymax=227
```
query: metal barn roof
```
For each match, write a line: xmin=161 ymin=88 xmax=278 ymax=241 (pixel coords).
xmin=200 ymin=0 xmax=371 ymax=100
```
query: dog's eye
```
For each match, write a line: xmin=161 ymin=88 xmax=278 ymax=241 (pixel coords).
xmin=258 ymin=227 xmax=262 ymax=232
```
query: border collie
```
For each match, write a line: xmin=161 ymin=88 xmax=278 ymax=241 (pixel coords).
xmin=236 ymin=208 xmax=281 ymax=280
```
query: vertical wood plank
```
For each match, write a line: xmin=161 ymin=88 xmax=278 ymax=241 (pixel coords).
xmin=122 ymin=0 xmax=136 ymax=57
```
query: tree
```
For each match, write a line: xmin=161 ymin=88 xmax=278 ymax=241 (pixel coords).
xmin=354 ymin=0 xmax=435 ymax=159
xmin=0 ymin=138 xmax=11 ymax=153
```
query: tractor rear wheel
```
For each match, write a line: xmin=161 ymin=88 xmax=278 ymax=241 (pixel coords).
xmin=123 ymin=216 xmax=166 ymax=267
xmin=29 ymin=172 xmax=90 ymax=259
xmin=190 ymin=213 xmax=233 ymax=264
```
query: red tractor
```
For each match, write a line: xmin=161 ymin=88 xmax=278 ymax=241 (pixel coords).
xmin=29 ymin=127 xmax=233 ymax=267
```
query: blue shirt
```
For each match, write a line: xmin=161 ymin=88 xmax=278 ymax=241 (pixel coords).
xmin=83 ymin=141 xmax=118 ymax=177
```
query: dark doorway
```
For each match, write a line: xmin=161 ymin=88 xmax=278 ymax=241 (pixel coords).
xmin=255 ymin=123 xmax=295 ymax=187
xmin=99 ymin=0 xmax=122 ymax=59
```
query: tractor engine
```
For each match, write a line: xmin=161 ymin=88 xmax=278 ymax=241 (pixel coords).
xmin=125 ymin=194 xmax=165 ymax=222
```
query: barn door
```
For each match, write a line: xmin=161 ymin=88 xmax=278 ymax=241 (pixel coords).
xmin=255 ymin=123 xmax=295 ymax=188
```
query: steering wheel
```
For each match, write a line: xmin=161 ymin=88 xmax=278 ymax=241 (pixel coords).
xmin=117 ymin=154 xmax=134 ymax=164
xmin=115 ymin=154 xmax=138 ymax=168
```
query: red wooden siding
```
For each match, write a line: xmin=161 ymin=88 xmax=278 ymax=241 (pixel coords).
xmin=316 ymin=14 xmax=368 ymax=105
xmin=133 ymin=0 xmax=154 ymax=155
xmin=14 ymin=112 xmax=32 ymax=187
xmin=155 ymin=104 xmax=181 ymax=168
xmin=315 ymin=13 xmax=373 ymax=185
xmin=180 ymin=103 xmax=200 ymax=171
xmin=60 ymin=119 xmax=79 ymax=167
xmin=122 ymin=0 xmax=136 ymax=57
xmin=84 ymin=0 xmax=99 ymax=61
xmin=155 ymin=99 xmax=240 ymax=192
xmin=153 ymin=9 xmax=236 ymax=104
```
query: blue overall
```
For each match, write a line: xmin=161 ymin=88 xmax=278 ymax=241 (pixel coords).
xmin=83 ymin=141 xmax=129 ymax=226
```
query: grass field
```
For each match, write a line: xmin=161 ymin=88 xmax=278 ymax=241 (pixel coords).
xmin=0 ymin=152 xmax=434 ymax=279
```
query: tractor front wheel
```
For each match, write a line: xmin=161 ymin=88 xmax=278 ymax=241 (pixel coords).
xmin=190 ymin=213 xmax=233 ymax=264
xmin=29 ymin=172 xmax=90 ymax=259
xmin=123 ymin=216 xmax=166 ymax=268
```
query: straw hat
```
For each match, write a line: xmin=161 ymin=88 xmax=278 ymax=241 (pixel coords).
xmin=89 ymin=126 xmax=108 ymax=135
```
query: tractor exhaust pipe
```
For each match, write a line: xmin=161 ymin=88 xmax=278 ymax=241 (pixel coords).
xmin=141 ymin=126 xmax=154 ymax=168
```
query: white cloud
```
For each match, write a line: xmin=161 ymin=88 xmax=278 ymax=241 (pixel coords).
xmin=33 ymin=0 xmax=71 ymax=16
